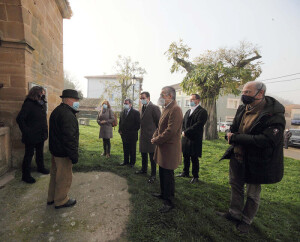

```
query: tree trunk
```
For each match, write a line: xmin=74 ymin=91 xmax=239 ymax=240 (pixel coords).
xmin=202 ymin=97 xmax=218 ymax=140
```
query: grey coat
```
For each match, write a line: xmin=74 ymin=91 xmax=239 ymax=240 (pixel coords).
xmin=97 ymin=108 xmax=114 ymax=139
xmin=139 ymin=101 xmax=161 ymax=153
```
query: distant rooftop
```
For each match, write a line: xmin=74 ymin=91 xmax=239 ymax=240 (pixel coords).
xmin=85 ymin=74 xmax=143 ymax=80
xmin=170 ymin=83 xmax=181 ymax=90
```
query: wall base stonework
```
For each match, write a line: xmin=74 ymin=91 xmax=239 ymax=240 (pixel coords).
xmin=0 ymin=127 xmax=11 ymax=176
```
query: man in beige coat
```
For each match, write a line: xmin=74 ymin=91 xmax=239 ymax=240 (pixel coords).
xmin=151 ymin=86 xmax=183 ymax=213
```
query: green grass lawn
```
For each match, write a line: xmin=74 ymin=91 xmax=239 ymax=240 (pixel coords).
xmin=48 ymin=120 xmax=300 ymax=241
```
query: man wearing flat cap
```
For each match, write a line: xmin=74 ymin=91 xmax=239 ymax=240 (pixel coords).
xmin=47 ymin=89 xmax=81 ymax=209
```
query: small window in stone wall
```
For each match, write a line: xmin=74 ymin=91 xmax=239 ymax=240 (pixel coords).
xmin=227 ymin=98 xmax=239 ymax=109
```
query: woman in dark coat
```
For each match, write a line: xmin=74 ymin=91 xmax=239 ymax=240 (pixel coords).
xmin=16 ymin=86 xmax=49 ymax=184
xmin=97 ymin=100 xmax=114 ymax=158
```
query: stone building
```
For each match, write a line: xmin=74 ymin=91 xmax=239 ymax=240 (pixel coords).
xmin=0 ymin=0 xmax=72 ymax=174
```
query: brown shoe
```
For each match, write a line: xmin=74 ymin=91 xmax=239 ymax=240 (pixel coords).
xmin=237 ymin=221 xmax=251 ymax=234
xmin=106 ymin=154 xmax=110 ymax=158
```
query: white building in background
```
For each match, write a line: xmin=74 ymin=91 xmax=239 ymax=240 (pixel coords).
xmin=85 ymin=75 xmax=142 ymax=111
xmin=170 ymin=83 xmax=240 ymax=122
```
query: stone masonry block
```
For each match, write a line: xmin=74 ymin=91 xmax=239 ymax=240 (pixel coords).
xmin=0 ymin=48 xmax=25 ymax=64
xmin=0 ymin=64 xmax=25 ymax=76
xmin=0 ymin=74 xmax=9 ymax=87
xmin=0 ymin=87 xmax=27 ymax=101
xmin=10 ymin=75 xmax=26 ymax=88
xmin=0 ymin=4 xmax=7 ymax=21
xmin=0 ymin=0 xmax=20 ymax=4
xmin=6 ymin=4 xmax=22 ymax=22
xmin=0 ymin=21 xmax=24 ymax=40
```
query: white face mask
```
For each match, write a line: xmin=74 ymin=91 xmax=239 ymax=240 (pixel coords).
xmin=157 ymin=97 xmax=166 ymax=106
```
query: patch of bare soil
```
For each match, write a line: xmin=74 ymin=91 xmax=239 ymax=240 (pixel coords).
xmin=0 ymin=171 xmax=130 ymax=242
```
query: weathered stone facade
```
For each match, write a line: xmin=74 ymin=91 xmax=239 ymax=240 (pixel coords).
xmin=0 ymin=0 xmax=71 ymax=169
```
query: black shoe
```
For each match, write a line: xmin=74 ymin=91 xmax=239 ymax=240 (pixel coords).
xmin=135 ymin=170 xmax=146 ymax=174
xmin=236 ymin=221 xmax=251 ymax=234
xmin=158 ymin=204 xmax=174 ymax=213
xmin=22 ymin=176 xmax=36 ymax=184
xmin=119 ymin=162 xmax=128 ymax=166
xmin=190 ymin=178 xmax=199 ymax=183
xmin=37 ymin=168 xmax=50 ymax=175
xmin=101 ymin=153 xmax=106 ymax=156
xmin=55 ymin=199 xmax=76 ymax=209
xmin=129 ymin=164 xmax=135 ymax=168
xmin=47 ymin=201 xmax=54 ymax=205
xmin=152 ymin=193 xmax=163 ymax=199
xmin=148 ymin=176 xmax=156 ymax=183
xmin=216 ymin=211 xmax=240 ymax=223
xmin=176 ymin=172 xmax=189 ymax=177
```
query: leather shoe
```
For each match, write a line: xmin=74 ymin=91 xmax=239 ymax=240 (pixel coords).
xmin=135 ymin=170 xmax=146 ymax=174
xmin=22 ymin=176 xmax=36 ymax=184
xmin=152 ymin=193 xmax=163 ymax=199
xmin=216 ymin=211 xmax=240 ymax=223
xmin=55 ymin=199 xmax=76 ymax=209
xmin=158 ymin=204 xmax=174 ymax=213
xmin=176 ymin=172 xmax=189 ymax=177
xmin=236 ymin=221 xmax=251 ymax=234
xmin=190 ymin=178 xmax=199 ymax=183
xmin=37 ymin=168 xmax=50 ymax=175
xmin=119 ymin=162 xmax=128 ymax=166
xmin=148 ymin=176 xmax=156 ymax=183
xmin=47 ymin=201 xmax=54 ymax=205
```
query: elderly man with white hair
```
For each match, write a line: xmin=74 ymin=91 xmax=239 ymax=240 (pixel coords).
xmin=218 ymin=81 xmax=286 ymax=233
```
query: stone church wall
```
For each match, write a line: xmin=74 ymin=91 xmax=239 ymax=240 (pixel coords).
xmin=0 ymin=0 xmax=71 ymax=168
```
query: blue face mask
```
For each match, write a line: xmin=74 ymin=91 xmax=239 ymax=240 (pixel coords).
xmin=72 ymin=102 xmax=80 ymax=110
xmin=103 ymin=104 xmax=108 ymax=109
xmin=190 ymin=101 xmax=196 ymax=107
xmin=124 ymin=104 xmax=130 ymax=110
xmin=141 ymin=99 xmax=148 ymax=105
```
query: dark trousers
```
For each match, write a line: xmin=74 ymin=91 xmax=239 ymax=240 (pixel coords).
xmin=159 ymin=166 xmax=175 ymax=206
xmin=103 ymin=138 xmax=111 ymax=154
xmin=22 ymin=141 xmax=45 ymax=178
xmin=141 ymin=152 xmax=156 ymax=176
xmin=122 ymin=139 xmax=137 ymax=165
xmin=183 ymin=154 xmax=199 ymax=178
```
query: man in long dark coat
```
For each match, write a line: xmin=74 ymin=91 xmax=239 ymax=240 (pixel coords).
xmin=176 ymin=94 xmax=207 ymax=183
xmin=135 ymin=91 xmax=161 ymax=183
xmin=218 ymin=81 xmax=285 ymax=233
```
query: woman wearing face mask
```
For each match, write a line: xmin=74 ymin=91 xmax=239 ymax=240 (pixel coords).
xmin=16 ymin=86 xmax=49 ymax=183
xmin=97 ymin=100 xmax=115 ymax=158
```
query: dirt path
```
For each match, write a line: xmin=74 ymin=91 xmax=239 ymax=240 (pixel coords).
xmin=284 ymin=147 xmax=300 ymax=160
xmin=0 ymin=171 xmax=130 ymax=242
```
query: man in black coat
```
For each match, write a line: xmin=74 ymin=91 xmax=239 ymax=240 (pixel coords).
xmin=218 ymin=81 xmax=285 ymax=234
xmin=176 ymin=94 xmax=207 ymax=183
xmin=16 ymin=86 xmax=49 ymax=184
xmin=47 ymin=89 xmax=80 ymax=209
xmin=118 ymin=98 xmax=140 ymax=167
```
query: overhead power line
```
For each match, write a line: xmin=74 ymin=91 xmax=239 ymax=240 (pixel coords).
xmin=264 ymin=77 xmax=300 ymax=84
xmin=271 ymin=88 xmax=300 ymax=93
xmin=259 ymin=72 xmax=300 ymax=82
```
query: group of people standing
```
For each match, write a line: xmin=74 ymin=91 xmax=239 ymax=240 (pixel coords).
xmin=16 ymin=80 xmax=286 ymax=234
